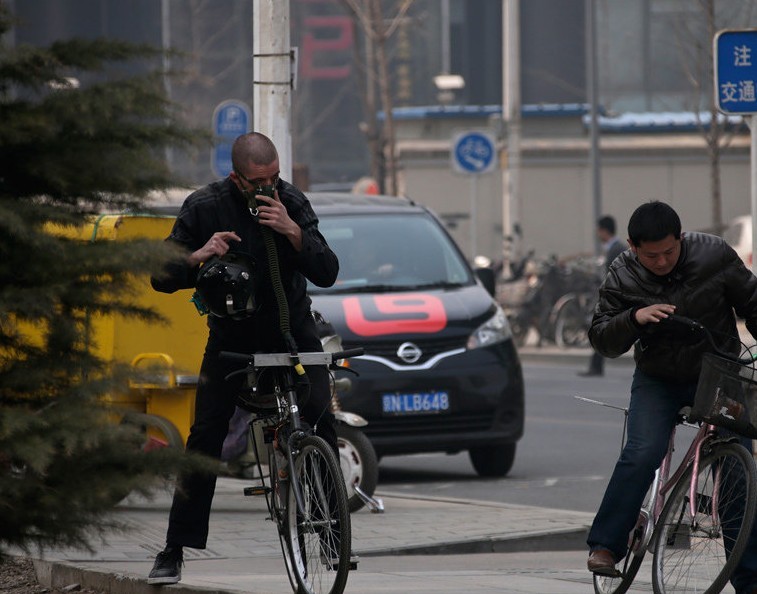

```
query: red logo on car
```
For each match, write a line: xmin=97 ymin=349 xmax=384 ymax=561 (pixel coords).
xmin=342 ymin=294 xmax=447 ymax=336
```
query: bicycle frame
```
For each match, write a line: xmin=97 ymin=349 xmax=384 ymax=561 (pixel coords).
xmin=249 ymin=364 xmax=311 ymax=517
xmin=226 ymin=349 xmax=360 ymax=517
xmin=639 ymin=419 xmax=728 ymax=554
xmin=577 ymin=393 xmax=729 ymax=556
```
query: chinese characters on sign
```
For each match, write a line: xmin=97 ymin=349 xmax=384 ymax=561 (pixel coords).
xmin=715 ymin=30 xmax=757 ymax=114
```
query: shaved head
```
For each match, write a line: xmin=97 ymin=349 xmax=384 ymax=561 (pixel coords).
xmin=231 ymin=132 xmax=278 ymax=171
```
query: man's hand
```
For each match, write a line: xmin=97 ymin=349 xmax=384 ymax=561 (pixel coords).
xmin=635 ymin=303 xmax=676 ymax=325
xmin=188 ymin=231 xmax=241 ymax=267
xmin=256 ymin=191 xmax=303 ymax=251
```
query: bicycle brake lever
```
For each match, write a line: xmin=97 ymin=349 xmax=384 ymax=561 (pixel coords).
xmin=330 ymin=363 xmax=359 ymax=376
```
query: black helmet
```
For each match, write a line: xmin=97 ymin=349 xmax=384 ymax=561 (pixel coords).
xmin=194 ymin=252 xmax=258 ymax=319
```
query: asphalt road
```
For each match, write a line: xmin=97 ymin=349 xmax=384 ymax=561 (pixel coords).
xmin=375 ymin=359 xmax=639 ymax=513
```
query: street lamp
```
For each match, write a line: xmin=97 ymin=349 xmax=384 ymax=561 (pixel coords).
xmin=434 ymin=73 xmax=465 ymax=104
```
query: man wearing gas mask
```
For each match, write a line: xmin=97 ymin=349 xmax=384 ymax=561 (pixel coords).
xmin=148 ymin=132 xmax=341 ymax=585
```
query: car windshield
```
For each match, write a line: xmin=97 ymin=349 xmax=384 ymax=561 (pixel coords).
xmin=309 ymin=213 xmax=473 ymax=293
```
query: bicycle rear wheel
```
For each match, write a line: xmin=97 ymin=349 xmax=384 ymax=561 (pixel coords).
xmin=284 ymin=435 xmax=351 ymax=594
xmin=652 ymin=442 xmax=757 ymax=594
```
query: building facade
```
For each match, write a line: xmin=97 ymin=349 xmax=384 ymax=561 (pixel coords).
xmin=8 ymin=0 xmax=757 ymax=263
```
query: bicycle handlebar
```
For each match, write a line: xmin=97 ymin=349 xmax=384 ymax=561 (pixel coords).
xmin=659 ymin=314 xmax=755 ymax=365
xmin=219 ymin=348 xmax=365 ymax=367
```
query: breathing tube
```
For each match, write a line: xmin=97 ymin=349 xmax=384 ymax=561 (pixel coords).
xmin=244 ymin=189 xmax=306 ymax=379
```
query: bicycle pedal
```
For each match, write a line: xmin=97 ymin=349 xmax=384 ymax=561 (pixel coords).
xmin=243 ymin=485 xmax=271 ymax=496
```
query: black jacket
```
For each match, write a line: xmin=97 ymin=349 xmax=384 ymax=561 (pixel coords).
xmin=589 ymin=232 xmax=757 ymax=382
xmin=151 ymin=177 xmax=339 ymax=351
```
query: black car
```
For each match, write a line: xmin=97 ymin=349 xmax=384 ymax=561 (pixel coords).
xmin=308 ymin=192 xmax=525 ymax=477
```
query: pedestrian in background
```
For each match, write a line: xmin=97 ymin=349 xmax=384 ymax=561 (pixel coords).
xmin=579 ymin=215 xmax=625 ymax=377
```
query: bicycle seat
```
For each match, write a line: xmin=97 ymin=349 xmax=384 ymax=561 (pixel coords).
xmin=677 ymin=405 xmax=692 ymax=422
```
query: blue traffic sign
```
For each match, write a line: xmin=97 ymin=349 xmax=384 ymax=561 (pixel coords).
xmin=452 ymin=131 xmax=497 ymax=174
xmin=211 ymin=100 xmax=251 ymax=177
xmin=715 ymin=29 xmax=757 ymax=114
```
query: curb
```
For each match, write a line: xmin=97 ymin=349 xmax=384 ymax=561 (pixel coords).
xmin=33 ymin=525 xmax=590 ymax=594
xmin=33 ymin=558 xmax=242 ymax=594
xmin=360 ymin=526 xmax=588 ymax=557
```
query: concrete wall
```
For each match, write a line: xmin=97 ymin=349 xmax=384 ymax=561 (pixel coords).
xmin=396 ymin=131 xmax=751 ymax=266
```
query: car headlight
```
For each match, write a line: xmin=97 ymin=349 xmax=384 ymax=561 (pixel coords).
xmin=467 ymin=305 xmax=512 ymax=349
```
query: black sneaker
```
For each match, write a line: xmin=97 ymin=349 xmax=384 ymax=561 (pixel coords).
xmin=147 ymin=546 xmax=183 ymax=585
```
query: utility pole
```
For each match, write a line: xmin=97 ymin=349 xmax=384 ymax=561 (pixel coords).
xmin=253 ymin=0 xmax=294 ymax=180
xmin=501 ymin=0 xmax=521 ymax=277
xmin=586 ymin=0 xmax=602 ymax=257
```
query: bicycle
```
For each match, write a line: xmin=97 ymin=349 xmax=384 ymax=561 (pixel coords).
xmin=220 ymin=347 xmax=364 ymax=594
xmin=553 ymin=290 xmax=595 ymax=349
xmin=581 ymin=314 xmax=757 ymax=594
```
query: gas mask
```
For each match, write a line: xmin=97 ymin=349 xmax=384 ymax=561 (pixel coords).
xmin=244 ymin=184 xmax=275 ymax=214
xmin=254 ymin=184 xmax=275 ymax=199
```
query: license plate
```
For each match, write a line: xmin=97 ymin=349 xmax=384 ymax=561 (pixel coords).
xmin=381 ymin=391 xmax=450 ymax=415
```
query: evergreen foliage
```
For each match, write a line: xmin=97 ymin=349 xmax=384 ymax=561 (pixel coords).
xmin=0 ymin=4 xmax=211 ymax=555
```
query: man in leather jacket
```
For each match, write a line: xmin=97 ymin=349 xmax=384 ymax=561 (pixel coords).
xmin=147 ymin=132 xmax=340 ymax=585
xmin=586 ymin=201 xmax=757 ymax=593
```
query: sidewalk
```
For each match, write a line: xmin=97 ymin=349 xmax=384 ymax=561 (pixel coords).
xmin=29 ymin=476 xmax=599 ymax=594
xmin=22 ymin=343 xmax=648 ymax=594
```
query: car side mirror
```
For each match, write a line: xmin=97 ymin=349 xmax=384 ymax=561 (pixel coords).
xmin=475 ymin=267 xmax=496 ymax=297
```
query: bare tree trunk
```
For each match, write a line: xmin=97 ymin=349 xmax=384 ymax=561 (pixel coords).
xmin=340 ymin=0 xmax=413 ymax=195
xmin=363 ymin=19 xmax=384 ymax=188
xmin=370 ymin=0 xmax=398 ymax=195
xmin=348 ymin=10 xmax=383 ymax=190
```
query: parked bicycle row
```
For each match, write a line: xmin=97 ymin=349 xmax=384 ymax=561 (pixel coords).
xmin=494 ymin=250 xmax=602 ymax=349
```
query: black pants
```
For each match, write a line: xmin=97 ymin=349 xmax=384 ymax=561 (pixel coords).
xmin=588 ymin=350 xmax=604 ymax=374
xmin=165 ymin=350 xmax=337 ymax=549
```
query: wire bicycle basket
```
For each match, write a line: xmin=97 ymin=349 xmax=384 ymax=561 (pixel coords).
xmin=690 ymin=352 xmax=757 ymax=439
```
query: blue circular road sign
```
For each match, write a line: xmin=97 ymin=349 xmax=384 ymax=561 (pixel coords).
xmin=452 ymin=131 xmax=497 ymax=174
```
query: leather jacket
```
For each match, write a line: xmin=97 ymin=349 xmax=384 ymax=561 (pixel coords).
xmin=589 ymin=232 xmax=757 ymax=382
xmin=151 ymin=177 xmax=339 ymax=352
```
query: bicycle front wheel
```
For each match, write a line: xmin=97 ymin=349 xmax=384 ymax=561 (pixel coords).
xmin=593 ymin=484 xmax=654 ymax=594
xmin=267 ymin=444 xmax=300 ymax=594
xmin=285 ymin=435 xmax=351 ymax=594
xmin=652 ymin=442 xmax=757 ymax=594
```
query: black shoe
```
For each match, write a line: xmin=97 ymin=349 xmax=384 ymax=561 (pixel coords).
xmin=578 ymin=370 xmax=603 ymax=377
xmin=147 ymin=546 xmax=183 ymax=585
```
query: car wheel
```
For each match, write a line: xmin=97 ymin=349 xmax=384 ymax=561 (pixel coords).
xmin=469 ymin=442 xmax=516 ymax=477
xmin=111 ymin=412 xmax=184 ymax=506
xmin=336 ymin=424 xmax=379 ymax=513
xmin=121 ymin=411 xmax=184 ymax=450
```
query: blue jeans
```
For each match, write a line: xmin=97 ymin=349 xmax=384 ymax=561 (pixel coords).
xmin=587 ymin=369 xmax=757 ymax=593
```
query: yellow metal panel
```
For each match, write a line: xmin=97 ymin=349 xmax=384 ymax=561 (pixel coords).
xmin=145 ymin=386 xmax=196 ymax=445
xmin=86 ymin=215 xmax=207 ymax=375
xmin=85 ymin=214 xmax=206 ymax=445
